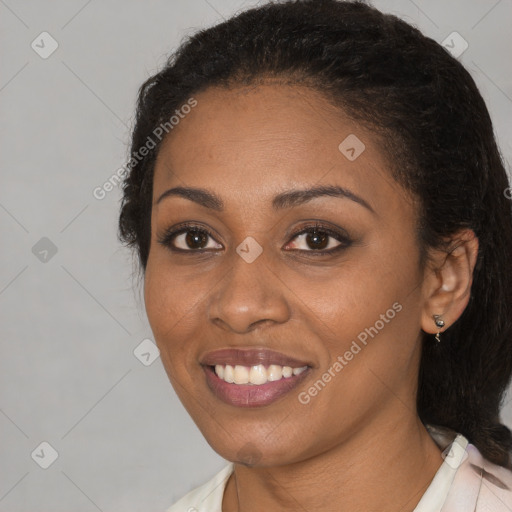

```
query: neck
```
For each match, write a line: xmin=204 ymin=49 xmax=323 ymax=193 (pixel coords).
xmin=223 ymin=413 xmax=444 ymax=512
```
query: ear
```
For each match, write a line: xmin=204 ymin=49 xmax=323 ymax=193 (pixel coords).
xmin=420 ymin=229 xmax=479 ymax=336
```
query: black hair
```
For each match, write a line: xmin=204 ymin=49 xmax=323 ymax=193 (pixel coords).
xmin=118 ymin=0 xmax=512 ymax=467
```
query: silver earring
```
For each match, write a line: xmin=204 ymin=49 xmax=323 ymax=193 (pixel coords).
xmin=433 ymin=315 xmax=445 ymax=343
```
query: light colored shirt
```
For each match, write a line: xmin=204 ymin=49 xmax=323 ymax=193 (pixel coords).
xmin=166 ymin=424 xmax=512 ymax=511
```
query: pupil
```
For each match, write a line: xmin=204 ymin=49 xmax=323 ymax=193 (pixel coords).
xmin=307 ymin=230 xmax=328 ymax=250
xmin=186 ymin=230 xmax=207 ymax=249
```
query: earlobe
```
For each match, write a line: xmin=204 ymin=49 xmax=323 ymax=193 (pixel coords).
xmin=420 ymin=229 xmax=479 ymax=337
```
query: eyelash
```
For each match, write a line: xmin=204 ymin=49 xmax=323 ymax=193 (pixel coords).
xmin=157 ymin=221 xmax=353 ymax=257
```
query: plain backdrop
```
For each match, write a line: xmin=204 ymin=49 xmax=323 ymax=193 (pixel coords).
xmin=1 ymin=0 xmax=511 ymax=510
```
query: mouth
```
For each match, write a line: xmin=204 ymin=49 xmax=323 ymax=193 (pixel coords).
xmin=200 ymin=348 xmax=312 ymax=408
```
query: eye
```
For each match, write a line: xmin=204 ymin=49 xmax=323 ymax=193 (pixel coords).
xmin=283 ymin=222 xmax=352 ymax=255
xmin=157 ymin=221 xmax=352 ymax=255
xmin=157 ymin=223 xmax=222 ymax=252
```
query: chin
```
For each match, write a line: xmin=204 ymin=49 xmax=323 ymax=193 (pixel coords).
xmin=201 ymin=425 xmax=304 ymax=467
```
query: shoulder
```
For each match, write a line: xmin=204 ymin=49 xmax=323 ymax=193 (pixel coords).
xmin=165 ymin=463 xmax=234 ymax=512
xmin=471 ymin=446 xmax=512 ymax=511
xmin=444 ymin=440 xmax=512 ymax=511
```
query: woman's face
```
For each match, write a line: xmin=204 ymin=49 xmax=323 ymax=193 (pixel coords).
xmin=144 ymin=83 xmax=428 ymax=466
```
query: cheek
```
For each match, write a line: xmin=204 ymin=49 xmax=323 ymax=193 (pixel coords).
xmin=144 ymin=257 xmax=196 ymax=365
xmin=313 ymin=251 xmax=423 ymax=404
xmin=295 ymin=242 xmax=423 ymax=402
xmin=300 ymin=244 xmax=419 ymax=336
xmin=144 ymin=247 xmax=200 ymax=326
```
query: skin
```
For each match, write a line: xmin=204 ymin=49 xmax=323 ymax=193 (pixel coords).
xmin=144 ymin=83 xmax=479 ymax=512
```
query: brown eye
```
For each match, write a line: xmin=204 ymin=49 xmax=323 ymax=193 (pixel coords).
xmin=184 ymin=230 xmax=209 ymax=249
xmin=304 ymin=230 xmax=329 ymax=250
xmin=157 ymin=225 xmax=223 ymax=252
xmin=158 ymin=222 xmax=352 ymax=256
xmin=285 ymin=224 xmax=351 ymax=254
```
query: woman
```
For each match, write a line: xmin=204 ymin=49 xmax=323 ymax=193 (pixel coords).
xmin=118 ymin=0 xmax=512 ymax=510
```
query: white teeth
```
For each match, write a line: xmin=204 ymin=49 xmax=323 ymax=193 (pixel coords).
xmin=282 ymin=366 xmax=293 ymax=378
xmin=249 ymin=364 xmax=267 ymax=385
xmin=224 ymin=365 xmax=234 ymax=383
xmin=234 ymin=365 xmax=249 ymax=384
xmin=214 ymin=363 xmax=308 ymax=385
xmin=267 ymin=364 xmax=283 ymax=381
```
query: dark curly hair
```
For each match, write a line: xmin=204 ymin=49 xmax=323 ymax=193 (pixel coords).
xmin=118 ymin=0 xmax=512 ymax=467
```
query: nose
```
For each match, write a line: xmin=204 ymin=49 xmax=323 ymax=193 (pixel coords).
xmin=207 ymin=252 xmax=291 ymax=334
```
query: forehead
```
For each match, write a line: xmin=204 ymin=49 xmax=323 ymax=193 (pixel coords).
xmin=152 ymin=83 xmax=408 ymax=215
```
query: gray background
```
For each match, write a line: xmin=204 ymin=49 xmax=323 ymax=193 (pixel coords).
xmin=1 ymin=0 xmax=511 ymax=510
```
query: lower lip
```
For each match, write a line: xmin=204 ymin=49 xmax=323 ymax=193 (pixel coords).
xmin=203 ymin=365 xmax=311 ymax=408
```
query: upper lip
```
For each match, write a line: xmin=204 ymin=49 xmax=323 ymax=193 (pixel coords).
xmin=200 ymin=348 xmax=311 ymax=368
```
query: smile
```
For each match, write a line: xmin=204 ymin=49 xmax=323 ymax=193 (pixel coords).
xmin=200 ymin=348 xmax=312 ymax=407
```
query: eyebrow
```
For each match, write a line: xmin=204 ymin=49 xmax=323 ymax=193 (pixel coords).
xmin=155 ymin=184 xmax=375 ymax=214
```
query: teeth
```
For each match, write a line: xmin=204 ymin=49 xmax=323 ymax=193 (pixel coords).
xmin=214 ymin=363 xmax=307 ymax=385
xmin=249 ymin=364 xmax=267 ymax=385
xmin=234 ymin=365 xmax=249 ymax=384
xmin=224 ymin=365 xmax=234 ymax=383
xmin=268 ymin=364 xmax=282 ymax=381
xmin=282 ymin=366 xmax=293 ymax=378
